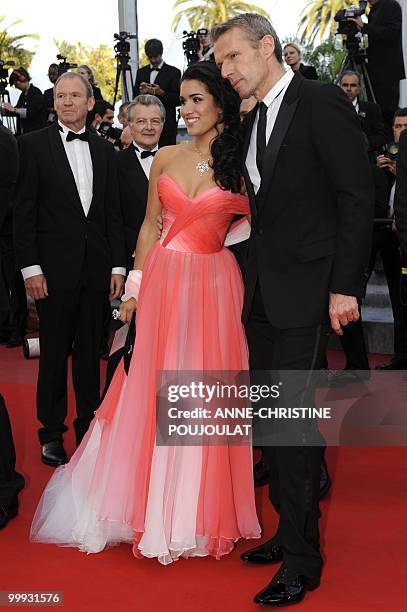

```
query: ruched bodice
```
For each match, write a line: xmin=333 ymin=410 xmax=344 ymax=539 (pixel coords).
xmin=158 ymin=174 xmax=250 ymax=254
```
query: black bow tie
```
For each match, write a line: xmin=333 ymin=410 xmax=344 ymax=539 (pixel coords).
xmin=150 ymin=65 xmax=161 ymax=72
xmin=66 ymin=130 xmax=90 ymax=142
xmin=141 ymin=150 xmax=156 ymax=159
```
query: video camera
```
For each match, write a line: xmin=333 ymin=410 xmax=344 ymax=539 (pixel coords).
xmin=0 ymin=59 xmax=15 ymax=81
xmin=182 ymin=31 xmax=200 ymax=65
xmin=56 ymin=54 xmax=78 ymax=76
xmin=98 ymin=121 xmax=122 ymax=145
xmin=334 ymin=1 xmax=367 ymax=38
xmin=114 ymin=31 xmax=137 ymax=57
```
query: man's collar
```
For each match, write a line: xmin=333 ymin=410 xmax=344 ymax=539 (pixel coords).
xmin=150 ymin=61 xmax=164 ymax=71
xmin=133 ymin=141 xmax=159 ymax=154
xmin=261 ymin=70 xmax=295 ymax=108
xmin=58 ymin=121 xmax=87 ymax=136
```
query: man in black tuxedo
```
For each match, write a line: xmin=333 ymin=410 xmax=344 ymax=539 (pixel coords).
xmin=133 ymin=39 xmax=181 ymax=147
xmin=340 ymin=70 xmax=386 ymax=158
xmin=117 ymin=95 xmax=164 ymax=271
xmin=214 ymin=14 xmax=373 ymax=606
xmin=349 ymin=0 xmax=405 ymax=133
xmin=14 ymin=72 xmax=126 ymax=466
xmin=0 ymin=123 xmax=27 ymax=348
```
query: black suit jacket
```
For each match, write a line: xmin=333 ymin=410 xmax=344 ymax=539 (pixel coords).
xmin=358 ymin=100 xmax=386 ymax=154
xmin=298 ymin=64 xmax=318 ymax=80
xmin=363 ymin=0 xmax=405 ymax=83
xmin=394 ymin=131 xmax=407 ymax=254
xmin=133 ymin=63 xmax=181 ymax=146
xmin=117 ymin=145 xmax=149 ymax=271
xmin=242 ymin=73 xmax=374 ymax=328
xmin=15 ymin=85 xmax=47 ymax=135
xmin=14 ymin=122 xmax=126 ymax=292
xmin=0 ymin=125 xmax=18 ymax=237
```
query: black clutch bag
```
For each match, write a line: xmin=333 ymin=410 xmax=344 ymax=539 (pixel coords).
xmin=102 ymin=313 xmax=136 ymax=399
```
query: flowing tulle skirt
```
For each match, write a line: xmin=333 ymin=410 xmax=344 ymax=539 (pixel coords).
xmin=30 ymin=242 xmax=261 ymax=564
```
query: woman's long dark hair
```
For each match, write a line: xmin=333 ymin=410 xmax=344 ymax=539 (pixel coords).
xmin=181 ymin=62 xmax=243 ymax=193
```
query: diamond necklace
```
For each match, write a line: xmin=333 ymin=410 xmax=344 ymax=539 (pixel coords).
xmin=193 ymin=142 xmax=211 ymax=176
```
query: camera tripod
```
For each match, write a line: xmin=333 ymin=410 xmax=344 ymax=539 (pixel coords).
xmin=0 ymin=83 xmax=16 ymax=133
xmin=336 ymin=41 xmax=376 ymax=103
xmin=113 ymin=52 xmax=133 ymax=107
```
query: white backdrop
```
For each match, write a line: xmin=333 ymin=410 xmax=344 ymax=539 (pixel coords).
xmin=399 ymin=0 xmax=407 ymax=105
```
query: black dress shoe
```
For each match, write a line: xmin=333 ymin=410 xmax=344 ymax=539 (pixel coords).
xmin=254 ymin=457 xmax=270 ymax=487
xmin=41 ymin=440 xmax=67 ymax=467
xmin=327 ymin=369 xmax=370 ymax=387
xmin=254 ymin=565 xmax=320 ymax=606
xmin=319 ymin=457 xmax=331 ymax=500
xmin=375 ymin=358 xmax=407 ymax=371
xmin=5 ymin=335 xmax=23 ymax=349
xmin=241 ymin=539 xmax=283 ymax=564
xmin=0 ymin=499 xmax=19 ymax=529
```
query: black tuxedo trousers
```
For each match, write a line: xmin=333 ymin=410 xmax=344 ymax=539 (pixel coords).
xmin=246 ymin=283 xmax=329 ymax=579
xmin=36 ymin=263 xmax=107 ymax=445
xmin=0 ymin=394 xmax=25 ymax=506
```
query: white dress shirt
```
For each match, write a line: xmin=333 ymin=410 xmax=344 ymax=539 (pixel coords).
xmin=22 ymin=121 xmax=125 ymax=279
xmin=149 ymin=61 xmax=164 ymax=85
xmin=246 ymin=70 xmax=295 ymax=195
xmin=133 ymin=142 xmax=158 ymax=179
xmin=352 ymin=97 xmax=360 ymax=115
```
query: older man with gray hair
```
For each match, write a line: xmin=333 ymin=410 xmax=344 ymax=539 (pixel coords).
xmin=117 ymin=94 xmax=165 ymax=271
xmin=14 ymin=71 xmax=126 ymax=466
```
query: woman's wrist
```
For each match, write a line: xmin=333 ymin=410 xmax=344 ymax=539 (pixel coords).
xmin=121 ymin=270 xmax=142 ymax=302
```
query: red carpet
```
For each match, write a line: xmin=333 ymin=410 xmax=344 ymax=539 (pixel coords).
xmin=1 ymin=345 xmax=407 ymax=611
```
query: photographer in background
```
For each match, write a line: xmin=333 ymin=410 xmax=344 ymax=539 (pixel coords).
xmin=283 ymin=42 xmax=318 ymax=80
xmin=333 ymin=109 xmax=407 ymax=379
xmin=197 ymin=28 xmax=215 ymax=61
xmin=340 ymin=70 xmax=386 ymax=158
xmin=2 ymin=68 xmax=46 ymax=136
xmin=133 ymin=39 xmax=181 ymax=146
xmin=349 ymin=0 xmax=405 ymax=133
xmin=89 ymin=100 xmax=122 ymax=148
xmin=43 ymin=63 xmax=59 ymax=124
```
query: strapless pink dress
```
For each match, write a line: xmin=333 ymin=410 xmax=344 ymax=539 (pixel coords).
xmin=30 ymin=175 xmax=261 ymax=564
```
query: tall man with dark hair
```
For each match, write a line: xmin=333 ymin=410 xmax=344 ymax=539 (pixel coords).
xmin=349 ymin=0 xmax=405 ymax=132
xmin=213 ymin=13 xmax=373 ymax=606
xmin=133 ymin=39 xmax=181 ymax=146
xmin=14 ymin=72 xmax=126 ymax=466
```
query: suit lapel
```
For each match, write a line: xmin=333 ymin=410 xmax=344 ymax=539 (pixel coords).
xmin=48 ymin=123 xmax=84 ymax=216
xmin=88 ymin=133 xmax=104 ymax=214
xmin=256 ymin=73 xmax=302 ymax=213
xmin=242 ymin=106 xmax=258 ymax=217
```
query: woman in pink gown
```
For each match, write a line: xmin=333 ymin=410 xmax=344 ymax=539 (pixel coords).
xmin=30 ymin=62 xmax=261 ymax=564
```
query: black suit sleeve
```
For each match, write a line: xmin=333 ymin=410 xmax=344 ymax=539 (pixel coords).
xmin=105 ymin=144 xmax=126 ymax=270
xmin=133 ymin=67 xmax=146 ymax=97
xmin=0 ymin=128 xmax=18 ymax=232
xmin=363 ymin=2 xmax=402 ymax=42
xmin=25 ymin=88 xmax=46 ymax=122
xmin=395 ymin=132 xmax=407 ymax=256
xmin=14 ymin=135 xmax=41 ymax=269
xmin=311 ymin=85 xmax=374 ymax=297
xmin=363 ymin=102 xmax=386 ymax=151
xmin=159 ymin=67 xmax=181 ymax=108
